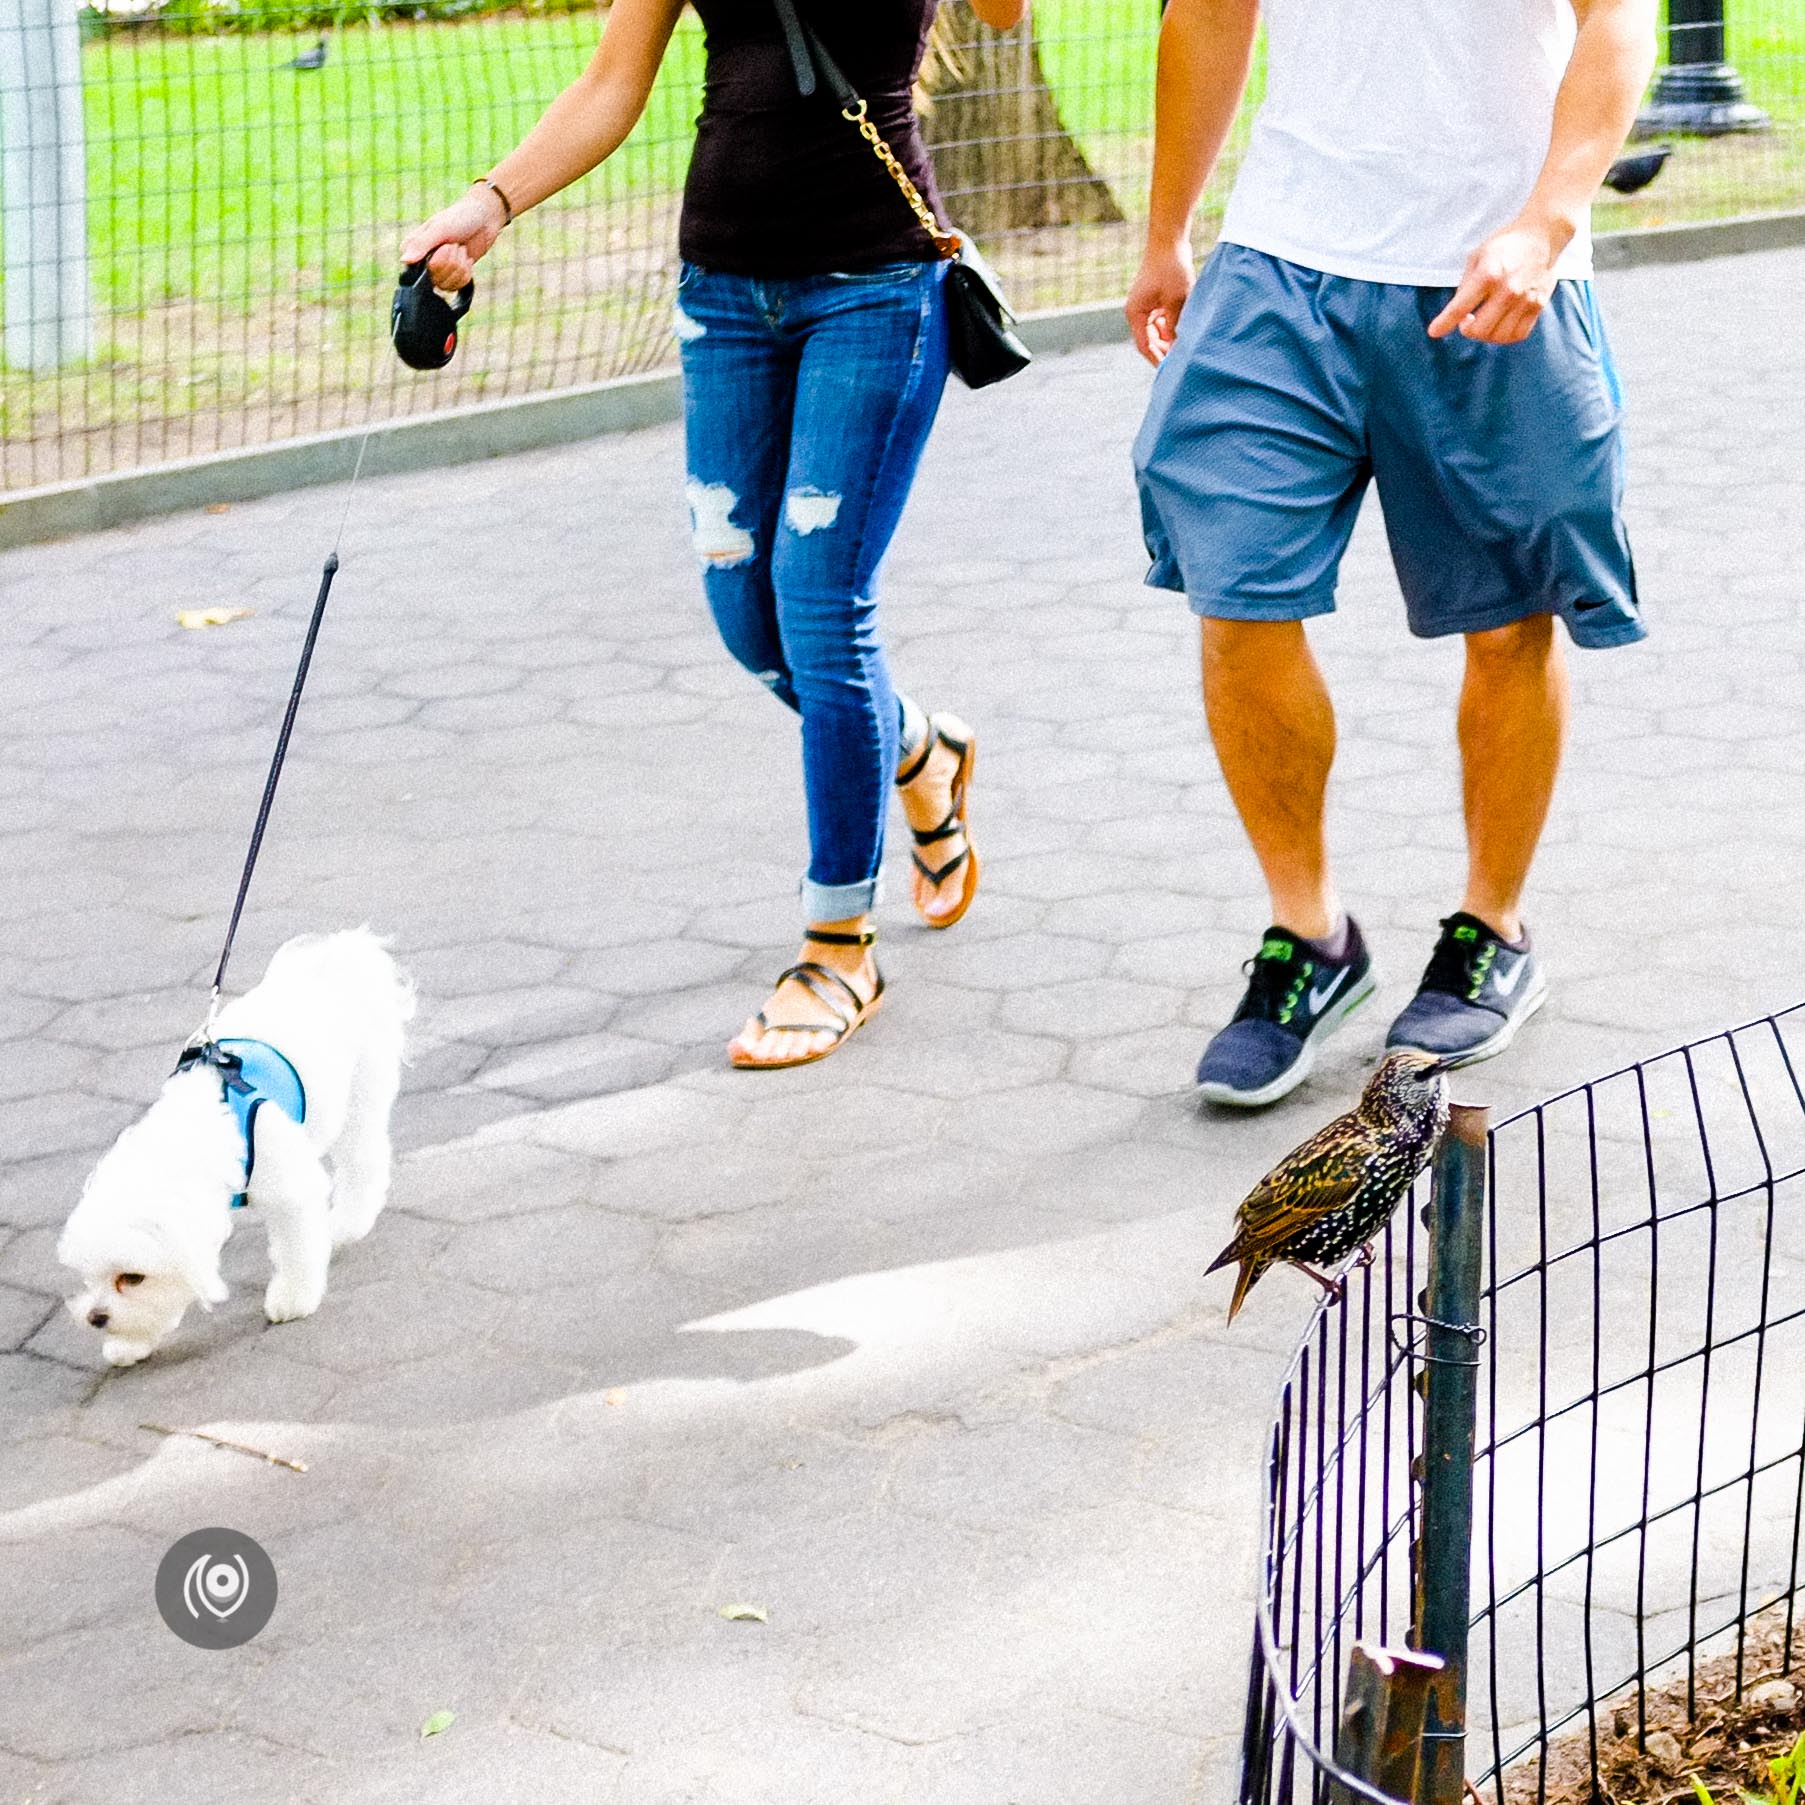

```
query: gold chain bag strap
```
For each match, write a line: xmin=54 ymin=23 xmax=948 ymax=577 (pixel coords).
xmin=844 ymin=100 xmax=962 ymax=259
xmin=769 ymin=0 xmax=1031 ymax=389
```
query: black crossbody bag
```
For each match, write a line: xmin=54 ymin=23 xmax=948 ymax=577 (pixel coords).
xmin=769 ymin=0 xmax=1031 ymax=390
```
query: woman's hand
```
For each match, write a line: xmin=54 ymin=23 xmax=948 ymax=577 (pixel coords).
xmin=400 ymin=185 xmax=508 ymax=292
xmin=1126 ymin=240 xmax=1194 ymax=365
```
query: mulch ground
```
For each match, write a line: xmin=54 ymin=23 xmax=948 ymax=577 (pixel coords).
xmin=1507 ymin=1608 xmax=1805 ymax=1805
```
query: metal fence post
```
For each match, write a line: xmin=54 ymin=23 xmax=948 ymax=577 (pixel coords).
xmin=1636 ymin=0 xmax=1768 ymax=136
xmin=1332 ymin=1645 xmax=1445 ymax=1805
xmin=1411 ymin=1102 xmax=1489 ymax=1805
xmin=0 ymin=0 xmax=93 ymax=370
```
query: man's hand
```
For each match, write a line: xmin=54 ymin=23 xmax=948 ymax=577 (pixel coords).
xmin=1428 ymin=218 xmax=1569 ymax=345
xmin=1127 ymin=241 xmax=1195 ymax=365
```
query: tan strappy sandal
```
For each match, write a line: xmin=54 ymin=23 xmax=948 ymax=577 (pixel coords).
xmin=895 ymin=712 xmax=980 ymax=930
xmin=728 ymin=928 xmax=885 ymax=1071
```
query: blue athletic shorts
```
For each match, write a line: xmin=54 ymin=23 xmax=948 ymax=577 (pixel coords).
xmin=1132 ymin=244 xmax=1644 ymax=648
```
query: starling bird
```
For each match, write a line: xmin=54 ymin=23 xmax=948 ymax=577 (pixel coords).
xmin=1209 ymin=1050 xmax=1451 ymax=1322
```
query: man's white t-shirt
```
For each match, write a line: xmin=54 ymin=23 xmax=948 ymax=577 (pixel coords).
xmin=1219 ymin=0 xmax=1593 ymax=287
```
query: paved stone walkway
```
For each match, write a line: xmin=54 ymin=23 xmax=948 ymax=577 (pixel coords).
xmin=1 ymin=245 xmax=1800 ymax=1805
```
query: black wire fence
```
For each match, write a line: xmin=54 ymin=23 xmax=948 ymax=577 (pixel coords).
xmin=2 ymin=0 xmax=1803 ymax=495
xmin=1241 ymin=1003 xmax=1805 ymax=1804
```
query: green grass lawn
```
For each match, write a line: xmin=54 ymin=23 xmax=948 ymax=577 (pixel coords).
xmin=77 ymin=7 xmax=703 ymax=312
xmin=76 ymin=0 xmax=1170 ymax=312
xmin=65 ymin=0 xmax=1805 ymax=318
xmin=1029 ymin=0 xmax=1805 ymax=123
xmin=4 ymin=0 xmax=1803 ymax=483
xmin=1737 ymin=0 xmax=1805 ymax=90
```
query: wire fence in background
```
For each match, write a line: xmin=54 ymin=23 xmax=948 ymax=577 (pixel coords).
xmin=1240 ymin=1003 xmax=1805 ymax=1804
xmin=2 ymin=0 xmax=1803 ymax=495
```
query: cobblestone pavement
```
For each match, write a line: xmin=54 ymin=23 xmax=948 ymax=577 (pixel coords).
xmin=1 ymin=245 xmax=1800 ymax=1805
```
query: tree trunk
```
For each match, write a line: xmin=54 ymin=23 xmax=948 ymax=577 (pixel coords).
xmin=921 ymin=2 xmax=1123 ymax=238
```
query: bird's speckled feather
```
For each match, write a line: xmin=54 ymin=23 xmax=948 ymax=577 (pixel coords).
xmin=1209 ymin=1051 xmax=1449 ymax=1322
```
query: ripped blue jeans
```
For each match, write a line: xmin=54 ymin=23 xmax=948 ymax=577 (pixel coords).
xmin=676 ymin=258 xmax=950 ymax=922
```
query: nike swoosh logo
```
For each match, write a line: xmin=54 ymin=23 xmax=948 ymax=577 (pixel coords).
xmin=1307 ymin=969 xmax=1349 ymax=1013
xmin=1491 ymin=958 xmax=1529 ymax=998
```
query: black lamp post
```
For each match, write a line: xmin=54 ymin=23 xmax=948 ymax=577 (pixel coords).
xmin=1637 ymin=0 xmax=1768 ymax=135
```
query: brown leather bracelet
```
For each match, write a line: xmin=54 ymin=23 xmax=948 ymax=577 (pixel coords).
xmin=473 ymin=177 xmax=513 ymax=227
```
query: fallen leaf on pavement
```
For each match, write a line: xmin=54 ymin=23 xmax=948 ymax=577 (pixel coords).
xmin=718 ymin=1603 xmax=768 ymax=1623
xmin=177 ymin=606 xmax=253 ymax=630
xmin=419 ymin=1710 xmax=456 ymax=1739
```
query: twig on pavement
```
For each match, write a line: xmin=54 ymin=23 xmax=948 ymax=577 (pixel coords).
xmin=139 ymin=1422 xmax=308 ymax=1473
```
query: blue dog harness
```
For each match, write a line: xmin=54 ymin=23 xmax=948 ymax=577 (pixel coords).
xmin=174 ymin=1038 xmax=307 ymax=1209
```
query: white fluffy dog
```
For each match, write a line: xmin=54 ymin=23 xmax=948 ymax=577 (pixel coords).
xmin=60 ymin=930 xmax=414 ymax=1366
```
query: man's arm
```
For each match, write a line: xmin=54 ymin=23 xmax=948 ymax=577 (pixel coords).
xmin=1125 ymin=0 xmax=1260 ymax=365
xmin=1429 ymin=0 xmax=1657 ymax=345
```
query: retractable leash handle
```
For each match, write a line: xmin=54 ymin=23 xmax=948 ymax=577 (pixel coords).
xmin=391 ymin=260 xmax=475 ymax=371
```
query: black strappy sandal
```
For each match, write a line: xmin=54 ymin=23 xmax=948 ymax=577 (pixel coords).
xmin=894 ymin=711 xmax=981 ymax=930
xmin=728 ymin=928 xmax=885 ymax=1071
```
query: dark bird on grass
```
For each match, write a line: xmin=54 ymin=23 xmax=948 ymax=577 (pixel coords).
xmin=1209 ymin=1051 xmax=1451 ymax=1323
xmin=1604 ymin=145 xmax=1670 ymax=195
xmin=280 ymin=38 xmax=328 ymax=70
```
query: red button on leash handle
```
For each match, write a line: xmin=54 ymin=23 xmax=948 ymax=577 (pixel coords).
xmin=391 ymin=261 xmax=474 ymax=371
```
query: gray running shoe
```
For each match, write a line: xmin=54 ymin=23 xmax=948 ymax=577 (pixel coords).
xmin=1385 ymin=913 xmax=1547 ymax=1067
xmin=1196 ymin=921 xmax=1378 ymax=1109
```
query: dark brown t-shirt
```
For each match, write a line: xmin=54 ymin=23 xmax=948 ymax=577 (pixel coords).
xmin=679 ymin=0 xmax=947 ymax=278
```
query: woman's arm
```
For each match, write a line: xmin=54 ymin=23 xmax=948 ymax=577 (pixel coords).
xmin=967 ymin=0 xmax=1029 ymax=26
xmin=401 ymin=0 xmax=686 ymax=290
xmin=1124 ymin=0 xmax=1260 ymax=364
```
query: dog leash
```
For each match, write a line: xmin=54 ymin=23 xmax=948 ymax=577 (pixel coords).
xmin=185 ymin=266 xmax=476 ymax=1047
xmin=197 ymin=478 xmax=356 ymax=1035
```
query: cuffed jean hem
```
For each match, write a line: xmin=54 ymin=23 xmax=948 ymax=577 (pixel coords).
xmin=802 ymin=875 xmax=881 ymax=922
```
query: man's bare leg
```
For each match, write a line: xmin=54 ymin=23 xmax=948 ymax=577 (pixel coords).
xmin=1201 ymin=618 xmax=1342 ymax=940
xmin=1382 ymin=614 xmax=1565 ymax=1064
xmin=1457 ymin=615 xmax=1569 ymax=941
